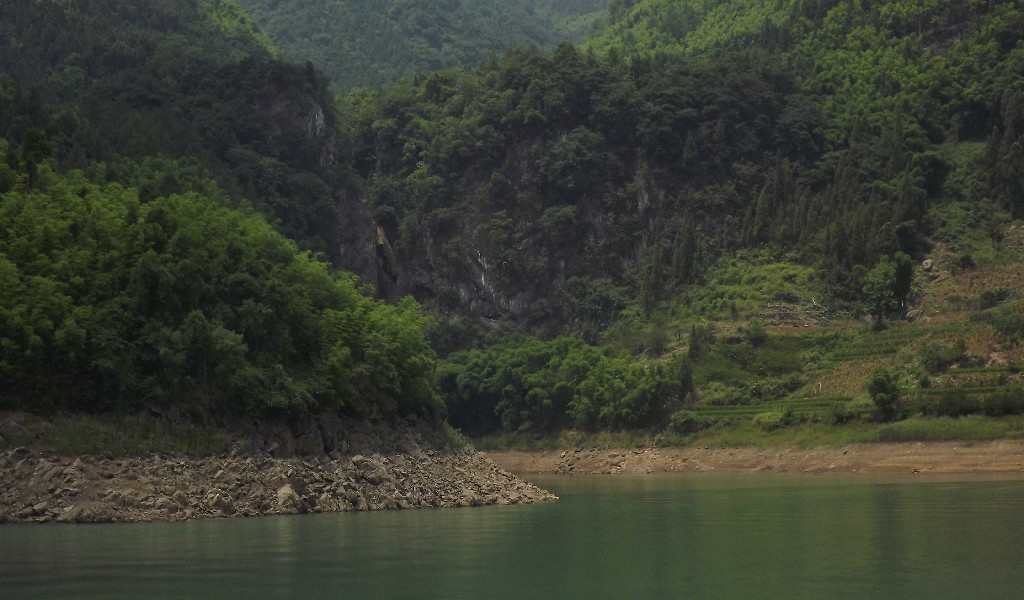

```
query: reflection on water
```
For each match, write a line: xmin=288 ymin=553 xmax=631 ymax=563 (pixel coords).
xmin=2 ymin=474 xmax=1024 ymax=599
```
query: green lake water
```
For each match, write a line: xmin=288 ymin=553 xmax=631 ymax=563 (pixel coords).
xmin=2 ymin=474 xmax=1024 ymax=598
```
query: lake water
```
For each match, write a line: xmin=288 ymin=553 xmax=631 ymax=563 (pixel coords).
xmin=2 ymin=474 xmax=1024 ymax=598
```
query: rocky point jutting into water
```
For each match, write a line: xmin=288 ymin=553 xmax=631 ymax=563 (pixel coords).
xmin=0 ymin=413 xmax=556 ymax=524
xmin=0 ymin=448 xmax=555 ymax=524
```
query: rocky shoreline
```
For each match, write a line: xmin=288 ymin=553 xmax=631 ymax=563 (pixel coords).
xmin=0 ymin=448 xmax=556 ymax=524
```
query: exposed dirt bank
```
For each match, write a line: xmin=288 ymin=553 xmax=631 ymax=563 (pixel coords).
xmin=485 ymin=441 xmax=1024 ymax=476
xmin=0 ymin=449 xmax=556 ymax=524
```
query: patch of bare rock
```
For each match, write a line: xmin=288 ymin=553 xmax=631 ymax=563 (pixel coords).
xmin=0 ymin=448 xmax=556 ymax=524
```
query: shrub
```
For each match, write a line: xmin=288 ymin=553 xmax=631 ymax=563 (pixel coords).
xmin=920 ymin=390 xmax=980 ymax=417
xmin=824 ymin=402 xmax=858 ymax=425
xmin=753 ymin=408 xmax=794 ymax=431
xmin=981 ymin=391 xmax=1024 ymax=417
xmin=977 ymin=287 xmax=1013 ymax=310
xmin=975 ymin=302 xmax=1024 ymax=345
xmin=953 ymin=253 xmax=976 ymax=271
xmin=667 ymin=409 xmax=706 ymax=434
xmin=919 ymin=339 xmax=967 ymax=374
xmin=872 ymin=416 xmax=1008 ymax=442
xmin=744 ymin=321 xmax=768 ymax=347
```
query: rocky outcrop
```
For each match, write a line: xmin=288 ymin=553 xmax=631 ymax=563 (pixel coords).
xmin=0 ymin=448 xmax=556 ymax=524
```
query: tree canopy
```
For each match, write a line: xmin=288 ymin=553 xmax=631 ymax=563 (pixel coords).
xmin=0 ymin=159 xmax=442 ymax=421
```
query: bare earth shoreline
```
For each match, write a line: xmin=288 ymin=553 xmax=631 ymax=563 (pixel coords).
xmin=485 ymin=441 xmax=1024 ymax=477
xmin=6 ymin=441 xmax=1023 ymax=524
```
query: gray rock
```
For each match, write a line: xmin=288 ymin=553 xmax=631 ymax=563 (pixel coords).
xmin=0 ymin=423 xmax=557 ymax=523
xmin=58 ymin=501 xmax=116 ymax=523
xmin=0 ymin=419 xmax=29 ymax=440
xmin=154 ymin=497 xmax=178 ymax=514
xmin=208 ymin=492 xmax=235 ymax=516
xmin=316 ymin=412 xmax=345 ymax=453
xmin=276 ymin=484 xmax=305 ymax=514
xmin=171 ymin=489 xmax=189 ymax=507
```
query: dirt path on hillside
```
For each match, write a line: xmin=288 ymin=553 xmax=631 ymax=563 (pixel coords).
xmin=484 ymin=441 xmax=1024 ymax=476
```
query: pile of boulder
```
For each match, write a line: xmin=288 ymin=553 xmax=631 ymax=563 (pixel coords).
xmin=0 ymin=448 xmax=556 ymax=524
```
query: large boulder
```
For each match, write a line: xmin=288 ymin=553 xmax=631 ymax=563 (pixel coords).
xmin=351 ymin=454 xmax=389 ymax=485
xmin=57 ymin=501 xmax=117 ymax=523
xmin=276 ymin=484 xmax=306 ymax=514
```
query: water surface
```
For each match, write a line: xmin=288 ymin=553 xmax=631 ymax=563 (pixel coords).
xmin=2 ymin=474 xmax=1023 ymax=598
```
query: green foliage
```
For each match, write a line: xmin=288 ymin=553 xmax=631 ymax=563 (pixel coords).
xmin=666 ymin=409 xmax=705 ymax=434
xmin=752 ymin=408 xmax=795 ymax=431
xmin=981 ymin=390 xmax=1024 ymax=417
xmin=682 ymin=254 xmax=825 ymax=321
xmin=5 ymin=0 xmax=1024 ymax=444
xmin=823 ymin=402 xmax=858 ymax=426
xmin=861 ymin=252 xmax=913 ymax=324
xmin=919 ymin=389 xmax=981 ymax=418
xmin=870 ymin=416 xmax=1012 ymax=443
xmin=8 ymin=414 xmax=236 ymax=456
xmin=439 ymin=336 xmax=683 ymax=433
xmin=346 ymin=44 xmax=823 ymax=330
xmin=441 ymin=423 xmax=472 ymax=450
xmin=0 ymin=0 xmax=356 ymax=261
xmin=974 ymin=301 xmax=1024 ymax=346
xmin=579 ymin=0 xmax=1024 ymax=305
xmin=0 ymin=165 xmax=441 ymax=421
xmin=919 ymin=339 xmax=968 ymax=375
xmin=744 ymin=321 xmax=768 ymax=347
xmin=690 ymin=328 xmax=809 ymax=403
xmin=865 ymin=366 xmax=901 ymax=421
xmin=237 ymin=0 xmax=608 ymax=92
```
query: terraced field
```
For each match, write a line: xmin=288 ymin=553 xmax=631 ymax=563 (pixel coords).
xmin=692 ymin=396 xmax=865 ymax=420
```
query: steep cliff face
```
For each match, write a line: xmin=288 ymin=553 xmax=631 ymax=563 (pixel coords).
xmin=249 ymin=81 xmax=377 ymax=285
xmin=350 ymin=48 xmax=811 ymax=333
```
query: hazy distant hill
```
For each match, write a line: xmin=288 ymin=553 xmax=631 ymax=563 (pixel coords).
xmin=235 ymin=0 xmax=607 ymax=91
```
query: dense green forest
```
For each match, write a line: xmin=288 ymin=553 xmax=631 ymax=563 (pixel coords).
xmin=335 ymin=0 xmax=1024 ymax=435
xmin=346 ymin=46 xmax=822 ymax=335
xmin=345 ymin=0 xmax=1023 ymax=331
xmin=0 ymin=154 xmax=442 ymax=421
xmin=2 ymin=1 xmax=1023 ymax=443
xmin=0 ymin=0 xmax=440 ymax=424
xmin=236 ymin=0 xmax=608 ymax=91
xmin=0 ymin=0 xmax=374 ymax=271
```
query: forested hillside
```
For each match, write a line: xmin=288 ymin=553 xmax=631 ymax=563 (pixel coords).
xmin=236 ymin=0 xmax=607 ymax=91
xmin=0 ymin=1 xmax=441 ymax=425
xmin=332 ymin=1 xmax=1024 ymax=436
xmin=346 ymin=46 xmax=818 ymax=337
xmin=345 ymin=0 xmax=1023 ymax=334
xmin=3 ymin=1 xmax=1023 ymax=442
xmin=0 ymin=0 xmax=377 ymax=277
